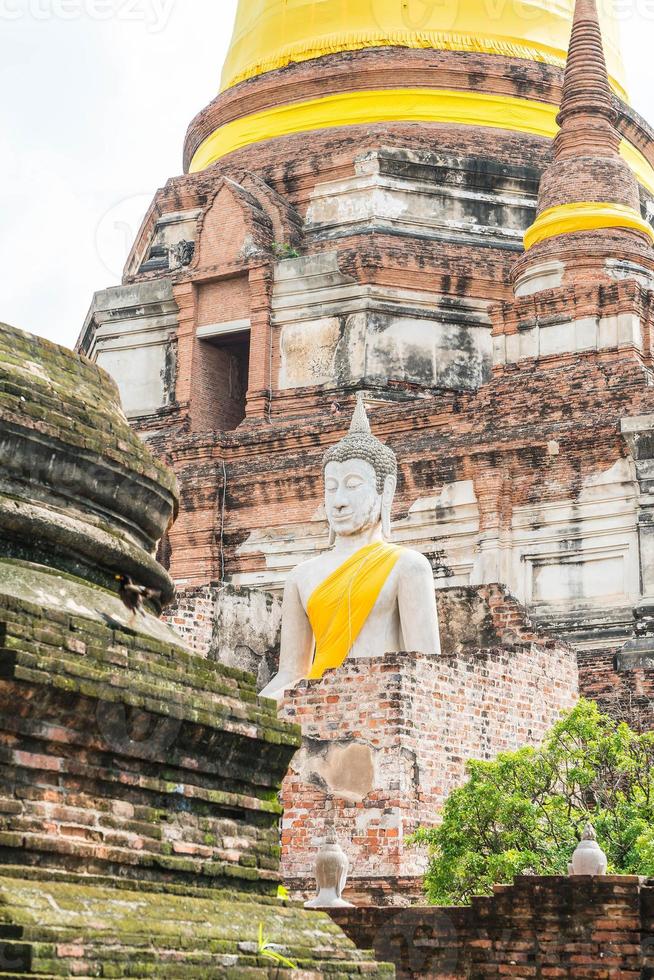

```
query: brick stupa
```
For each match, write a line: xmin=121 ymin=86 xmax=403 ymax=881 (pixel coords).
xmin=78 ymin=0 xmax=654 ymax=900
xmin=515 ymin=0 xmax=654 ymax=287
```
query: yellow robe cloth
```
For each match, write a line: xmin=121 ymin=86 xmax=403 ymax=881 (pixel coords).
xmin=306 ymin=541 xmax=403 ymax=680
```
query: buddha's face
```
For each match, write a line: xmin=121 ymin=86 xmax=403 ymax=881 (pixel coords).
xmin=324 ymin=458 xmax=382 ymax=538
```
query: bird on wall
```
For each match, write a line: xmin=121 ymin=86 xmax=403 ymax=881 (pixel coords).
xmin=115 ymin=575 xmax=162 ymax=622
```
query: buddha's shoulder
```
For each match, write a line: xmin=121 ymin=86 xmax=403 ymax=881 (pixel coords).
xmin=286 ymin=553 xmax=329 ymax=583
xmin=395 ymin=546 xmax=433 ymax=575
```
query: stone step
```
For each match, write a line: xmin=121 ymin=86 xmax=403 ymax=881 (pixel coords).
xmin=0 ymin=975 xmax=57 ymax=979
xmin=0 ymin=873 xmax=393 ymax=978
xmin=27 ymin=942 xmax=383 ymax=978
xmin=13 ymin=650 xmax=290 ymax=740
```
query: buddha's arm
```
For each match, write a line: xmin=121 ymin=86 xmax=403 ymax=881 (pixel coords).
xmin=259 ymin=575 xmax=314 ymax=701
xmin=398 ymin=553 xmax=442 ymax=655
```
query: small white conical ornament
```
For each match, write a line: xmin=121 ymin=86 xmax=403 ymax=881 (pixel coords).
xmin=568 ymin=822 xmax=608 ymax=877
xmin=349 ymin=394 xmax=372 ymax=435
xmin=304 ymin=829 xmax=354 ymax=908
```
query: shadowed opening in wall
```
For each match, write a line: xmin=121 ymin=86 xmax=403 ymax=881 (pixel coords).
xmin=199 ymin=329 xmax=250 ymax=431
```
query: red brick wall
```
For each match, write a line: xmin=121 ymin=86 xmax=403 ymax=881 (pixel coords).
xmin=331 ymin=874 xmax=653 ymax=979
xmin=279 ymin=631 xmax=577 ymax=900
xmin=162 ymin=585 xmax=216 ymax=656
xmin=197 ymin=277 xmax=250 ymax=328
xmin=579 ymin=648 xmax=654 ymax=731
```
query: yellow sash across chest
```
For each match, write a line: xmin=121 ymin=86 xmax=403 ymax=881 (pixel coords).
xmin=306 ymin=541 xmax=403 ymax=681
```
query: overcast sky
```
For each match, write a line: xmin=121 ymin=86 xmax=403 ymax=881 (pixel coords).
xmin=1 ymin=0 xmax=652 ymax=351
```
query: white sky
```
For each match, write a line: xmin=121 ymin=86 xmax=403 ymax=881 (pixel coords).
xmin=1 ymin=0 xmax=652 ymax=350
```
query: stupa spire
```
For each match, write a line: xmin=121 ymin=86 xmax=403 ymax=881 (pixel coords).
xmin=553 ymin=0 xmax=619 ymax=159
xmin=521 ymin=0 xmax=653 ymax=257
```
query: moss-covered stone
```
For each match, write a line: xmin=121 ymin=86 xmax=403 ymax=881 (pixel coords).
xmin=0 ymin=872 xmax=393 ymax=977
xmin=0 ymin=320 xmax=391 ymax=976
xmin=0 ymin=322 xmax=177 ymax=600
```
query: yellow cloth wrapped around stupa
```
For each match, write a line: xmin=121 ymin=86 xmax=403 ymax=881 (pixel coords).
xmin=221 ymin=0 xmax=626 ymax=96
xmin=306 ymin=540 xmax=402 ymax=680
xmin=188 ymin=0 xmax=654 ymax=186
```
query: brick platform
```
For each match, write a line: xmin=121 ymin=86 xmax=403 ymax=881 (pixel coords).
xmin=279 ymin=628 xmax=578 ymax=904
xmin=579 ymin=646 xmax=654 ymax=730
xmin=331 ymin=875 xmax=654 ymax=980
xmin=331 ymin=874 xmax=654 ymax=978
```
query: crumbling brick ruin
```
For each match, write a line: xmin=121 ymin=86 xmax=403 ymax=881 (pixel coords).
xmin=77 ymin=0 xmax=654 ymax=739
xmin=0 ymin=0 xmax=644 ymax=974
xmin=0 ymin=320 xmax=386 ymax=976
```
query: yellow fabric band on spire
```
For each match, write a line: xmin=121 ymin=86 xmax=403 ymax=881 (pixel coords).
xmin=306 ymin=541 xmax=402 ymax=680
xmin=188 ymin=88 xmax=654 ymax=197
xmin=524 ymin=202 xmax=654 ymax=250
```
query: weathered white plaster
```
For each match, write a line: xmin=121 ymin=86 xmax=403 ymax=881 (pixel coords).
xmin=393 ymin=481 xmax=481 ymax=586
xmin=278 ymin=317 xmax=341 ymax=388
xmin=509 ymin=459 xmax=639 ymax=625
xmin=514 ymin=260 xmax=565 ymax=298
xmin=605 ymin=257 xmax=654 ymax=290
xmin=96 ymin=345 xmax=169 ymax=417
xmin=293 ymin=742 xmax=377 ymax=804
xmin=196 ymin=319 xmax=251 ymax=340
xmin=620 ymin=415 xmax=654 ymax=612
xmin=306 ymin=149 xmax=535 ymax=248
xmin=274 ymin=253 xmax=492 ymax=391
xmin=78 ymin=280 xmax=178 ymax=417
xmin=494 ymin=312 xmax=644 ymax=366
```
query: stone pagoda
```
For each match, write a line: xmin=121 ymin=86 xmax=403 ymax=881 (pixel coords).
xmin=78 ymin=0 xmax=654 ymax=897
xmin=0 ymin=320 xmax=388 ymax=975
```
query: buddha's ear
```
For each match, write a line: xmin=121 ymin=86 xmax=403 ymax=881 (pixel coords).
xmin=381 ymin=474 xmax=396 ymax=540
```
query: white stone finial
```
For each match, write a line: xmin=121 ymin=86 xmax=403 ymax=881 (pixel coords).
xmin=304 ymin=830 xmax=354 ymax=909
xmin=568 ymin=822 xmax=608 ymax=876
xmin=349 ymin=395 xmax=372 ymax=436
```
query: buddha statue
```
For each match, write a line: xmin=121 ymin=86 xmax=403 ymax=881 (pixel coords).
xmin=260 ymin=396 xmax=441 ymax=701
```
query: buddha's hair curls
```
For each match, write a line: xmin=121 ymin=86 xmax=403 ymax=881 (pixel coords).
xmin=322 ymin=396 xmax=397 ymax=493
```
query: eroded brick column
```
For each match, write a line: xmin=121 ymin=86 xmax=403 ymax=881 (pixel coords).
xmin=246 ymin=262 xmax=274 ymax=420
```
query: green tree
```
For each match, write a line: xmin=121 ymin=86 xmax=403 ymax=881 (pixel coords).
xmin=411 ymin=699 xmax=654 ymax=906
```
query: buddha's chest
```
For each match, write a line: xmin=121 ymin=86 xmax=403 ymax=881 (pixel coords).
xmin=298 ymin=559 xmax=401 ymax=617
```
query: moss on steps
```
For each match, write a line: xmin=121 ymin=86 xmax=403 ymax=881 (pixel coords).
xmin=0 ymin=871 xmax=393 ymax=978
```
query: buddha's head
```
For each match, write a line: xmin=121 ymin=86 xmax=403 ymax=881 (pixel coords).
xmin=322 ymin=396 xmax=397 ymax=544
